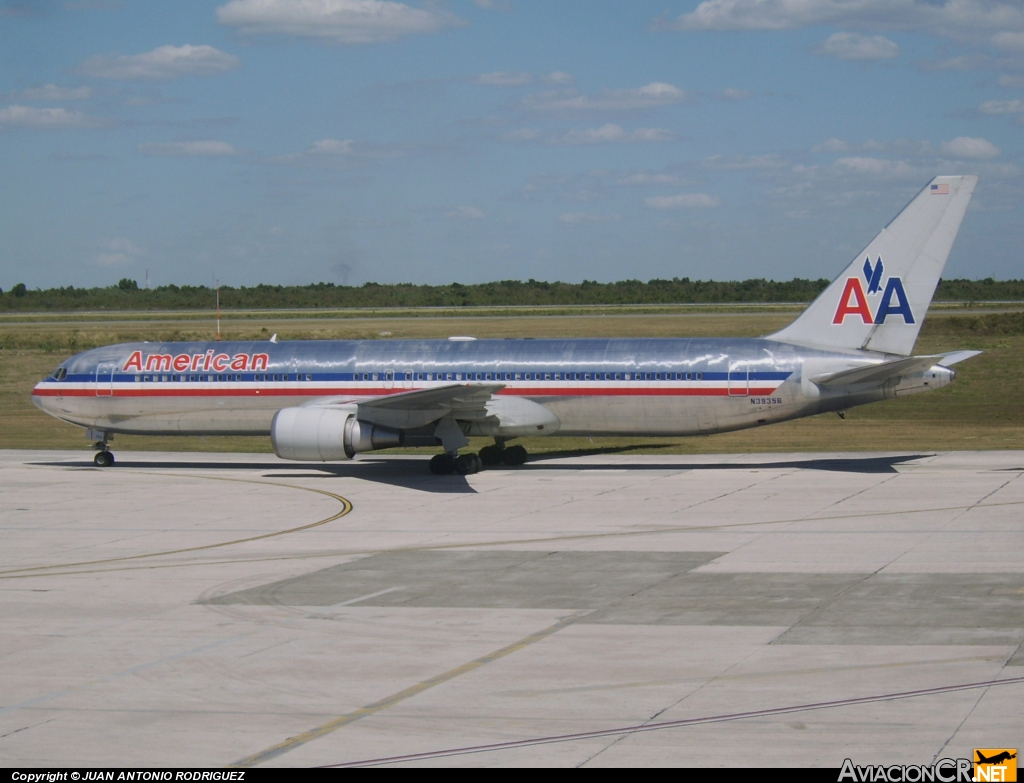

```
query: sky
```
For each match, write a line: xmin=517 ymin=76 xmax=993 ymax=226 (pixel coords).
xmin=1 ymin=0 xmax=1022 ymax=290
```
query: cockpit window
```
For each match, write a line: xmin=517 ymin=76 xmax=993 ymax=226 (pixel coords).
xmin=52 ymin=367 xmax=67 ymax=381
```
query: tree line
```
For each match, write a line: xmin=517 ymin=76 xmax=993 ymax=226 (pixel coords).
xmin=2 ymin=276 xmax=1022 ymax=311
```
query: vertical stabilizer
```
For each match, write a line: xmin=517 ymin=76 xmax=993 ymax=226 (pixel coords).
xmin=769 ymin=175 xmax=977 ymax=355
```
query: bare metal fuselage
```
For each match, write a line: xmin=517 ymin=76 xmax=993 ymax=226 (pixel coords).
xmin=31 ymin=336 xmax=948 ymax=442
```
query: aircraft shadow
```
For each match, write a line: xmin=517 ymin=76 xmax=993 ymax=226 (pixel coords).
xmin=521 ymin=453 xmax=932 ymax=474
xmin=30 ymin=452 xmax=930 ymax=492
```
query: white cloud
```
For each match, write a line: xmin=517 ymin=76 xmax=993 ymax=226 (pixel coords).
xmin=704 ymin=153 xmax=786 ymax=169
xmin=138 ymin=140 xmax=239 ymax=157
xmin=543 ymin=71 xmax=573 ymax=85
xmin=717 ymin=87 xmax=753 ymax=101
xmin=992 ymin=31 xmax=1024 ymax=50
xmin=668 ymin=0 xmax=1024 ymax=38
xmin=475 ymin=71 xmax=533 ymax=86
xmin=557 ymin=124 xmax=674 ymax=145
xmin=558 ymin=212 xmax=620 ymax=224
xmin=96 ymin=237 xmax=142 ymax=267
xmin=645 ymin=193 xmax=721 ymax=209
xmin=813 ymin=137 xmax=851 ymax=152
xmin=308 ymin=138 xmax=355 ymax=154
xmin=617 ymin=172 xmax=680 ymax=185
xmin=979 ymin=99 xmax=1024 ymax=115
xmin=525 ymin=82 xmax=687 ymax=111
xmin=834 ymin=156 xmax=919 ymax=177
xmin=997 ymin=74 xmax=1024 ymax=87
xmin=269 ymin=137 xmax=406 ymax=165
xmin=0 ymin=105 xmax=104 ymax=129
xmin=474 ymin=71 xmax=572 ymax=86
xmin=216 ymin=0 xmax=465 ymax=44
xmin=940 ymin=136 xmax=1001 ymax=158
xmin=20 ymin=84 xmax=92 ymax=101
xmin=814 ymin=32 xmax=899 ymax=60
xmin=861 ymin=138 xmax=933 ymax=154
xmin=446 ymin=206 xmax=485 ymax=219
xmin=79 ymin=44 xmax=240 ymax=80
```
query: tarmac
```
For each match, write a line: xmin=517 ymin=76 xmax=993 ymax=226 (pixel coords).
xmin=1 ymin=449 xmax=1021 ymax=768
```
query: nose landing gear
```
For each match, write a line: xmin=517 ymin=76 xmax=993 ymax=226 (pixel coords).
xmin=88 ymin=429 xmax=115 ymax=468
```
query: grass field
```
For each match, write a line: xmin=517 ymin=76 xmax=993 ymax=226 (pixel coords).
xmin=2 ymin=307 xmax=1021 ymax=455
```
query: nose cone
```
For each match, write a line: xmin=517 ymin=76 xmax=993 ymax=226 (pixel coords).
xmin=32 ymin=379 xmax=57 ymax=413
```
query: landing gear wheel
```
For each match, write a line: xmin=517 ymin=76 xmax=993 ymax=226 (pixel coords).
xmin=455 ymin=453 xmax=482 ymax=475
xmin=94 ymin=451 xmax=115 ymax=468
xmin=479 ymin=445 xmax=504 ymax=466
xmin=502 ymin=445 xmax=528 ymax=466
xmin=429 ymin=453 xmax=457 ymax=475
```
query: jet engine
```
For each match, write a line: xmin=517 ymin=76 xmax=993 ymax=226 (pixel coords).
xmin=271 ymin=406 xmax=402 ymax=461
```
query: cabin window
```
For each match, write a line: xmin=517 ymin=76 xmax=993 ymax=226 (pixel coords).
xmin=696 ymin=372 xmax=703 ymax=380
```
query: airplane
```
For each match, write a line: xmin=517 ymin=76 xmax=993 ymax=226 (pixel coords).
xmin=976 ymin=752 xmax=1016 ymax=766
xmin=33 ymin=175 xmax=980 ymax=475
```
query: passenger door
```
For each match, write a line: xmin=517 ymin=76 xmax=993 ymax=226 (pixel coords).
xmin=95 ymin=362 xmax=117 ymax=396
xmin=728 ymin=362 xmax=749 ymax=396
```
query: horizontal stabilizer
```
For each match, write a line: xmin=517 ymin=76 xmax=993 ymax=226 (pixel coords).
xmin=934 ymin=349 xmax=982 ymax=366
xmin=811 ymin=351 xmax=981 ymax=387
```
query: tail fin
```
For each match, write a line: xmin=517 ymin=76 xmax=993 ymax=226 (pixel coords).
xmin=769 ymin=175 xmax=977 ymax=355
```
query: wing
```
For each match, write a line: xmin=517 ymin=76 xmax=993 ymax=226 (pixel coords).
xmin=302 ymin=383 xmax=505 ymax=429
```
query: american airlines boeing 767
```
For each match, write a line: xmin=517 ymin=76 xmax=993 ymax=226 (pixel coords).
xmin=33 ymin=176 xmax=980 ymax=475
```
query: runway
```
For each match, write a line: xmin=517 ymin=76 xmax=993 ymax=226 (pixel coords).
xmin=1 ymin=449 xmax=1021 ymax=767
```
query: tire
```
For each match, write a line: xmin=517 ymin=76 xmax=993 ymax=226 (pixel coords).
xmin=94 ymin=451 xmax=114 ymax=468
xmin=455 ymin=453 xmax=480 ymax=475
xmin=429 ymin=454 xmax=456 ymax=475
xmin=503 ymin=445 xmax=528 ymax=466
xmin=479 ymin=445 xmax=504 ymax=466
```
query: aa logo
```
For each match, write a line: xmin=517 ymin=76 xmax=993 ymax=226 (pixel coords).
xmin=832 ymin=257 xmax=915 ymax=325
xmin=974 ymin=749 xmax=1017 ymax=782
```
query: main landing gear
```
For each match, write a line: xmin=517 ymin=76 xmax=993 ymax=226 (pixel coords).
xmin=88 ymin=429 xmax=115 ymax=468
xmin=428 ymin=441 xmax=529 ymax=475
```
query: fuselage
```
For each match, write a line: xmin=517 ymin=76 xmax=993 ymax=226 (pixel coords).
xmin=31 ymin=336 xmax=941 ymax=440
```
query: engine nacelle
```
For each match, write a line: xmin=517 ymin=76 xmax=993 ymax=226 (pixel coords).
xmin=271 ymin=406 xmax=403 ymax=461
